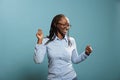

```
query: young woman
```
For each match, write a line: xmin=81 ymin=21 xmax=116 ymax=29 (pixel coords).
xmin=34 ymin=14 xmax=92 ymax=80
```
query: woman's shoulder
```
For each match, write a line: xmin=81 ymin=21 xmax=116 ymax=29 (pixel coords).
xmin=42 ymin=37 xmax=49 ymax=44
xmin=69 ymin=36 xmax=76 ymax=44
xmin=69 ymin=36 xmax=77 ymax=47
xmin=69 ymin=36 xmax=75 ymax=41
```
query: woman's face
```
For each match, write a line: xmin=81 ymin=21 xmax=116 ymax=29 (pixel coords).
xmin=56 ymin=17 xmax=70 ymax=35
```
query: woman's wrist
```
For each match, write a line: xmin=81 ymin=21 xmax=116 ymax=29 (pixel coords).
xmin=85 ymin=51 xmax=90 ymax=56
xmin=37 ymin=39 xmax=42 ymax=44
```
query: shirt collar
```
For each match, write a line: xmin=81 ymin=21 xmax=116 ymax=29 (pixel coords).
xmin=54 ymin=34 xmax=68 ymax=42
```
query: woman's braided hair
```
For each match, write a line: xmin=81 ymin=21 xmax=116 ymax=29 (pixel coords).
xmin=45 ymin=14 xmax=72 ymax=46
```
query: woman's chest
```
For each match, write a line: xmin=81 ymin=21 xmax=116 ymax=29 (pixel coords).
xmin=46 ymin=41 xmax=74 ymax=59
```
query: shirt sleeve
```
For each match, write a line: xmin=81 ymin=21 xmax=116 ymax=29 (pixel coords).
xmin=71 ymin=38 xmax=88 ymax=64
xmin=33 ymin=38 xmax=48 ymax=64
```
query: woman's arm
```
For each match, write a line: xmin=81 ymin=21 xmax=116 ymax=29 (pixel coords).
xmin=34 ymin=43 xmax=47 ymax=64
xmin=71 ymin=38 xmax=92 ymax=64
xmin=33 ymin=29 xmax=48 ymax=64
xmin=71 ymin=49 xmax=88 ymax=64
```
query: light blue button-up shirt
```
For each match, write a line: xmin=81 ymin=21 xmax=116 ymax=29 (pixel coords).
xmin=34 ymin=35 xmax=88 ymax=80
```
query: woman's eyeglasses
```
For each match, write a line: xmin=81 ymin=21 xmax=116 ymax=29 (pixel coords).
xmin=57 ymin=23 xmax=71 ymax=27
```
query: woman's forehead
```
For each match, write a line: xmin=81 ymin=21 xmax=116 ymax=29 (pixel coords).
xmin=58 ymin=17 xmax=70 ymax=23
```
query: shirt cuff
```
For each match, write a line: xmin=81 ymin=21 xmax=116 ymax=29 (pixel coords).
xmin=82 ymin=51 xmax=89 ymax=58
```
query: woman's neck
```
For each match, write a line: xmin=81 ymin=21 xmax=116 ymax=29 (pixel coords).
xmin=56 ymin=32 xmax=64 ymax=39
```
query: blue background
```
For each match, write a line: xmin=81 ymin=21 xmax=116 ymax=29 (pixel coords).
xmin=0 ymin=0 xmax=120 ymax=80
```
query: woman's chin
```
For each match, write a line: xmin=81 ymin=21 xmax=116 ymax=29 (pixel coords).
xmin=63 ymin=31 xmax=67 ymax=35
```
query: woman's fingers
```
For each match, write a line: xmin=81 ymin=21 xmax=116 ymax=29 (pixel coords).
xmin=38 ymin=29 xmax=42 ymax=35
xmin=36 ymin=29 xmax=43 ymax=40
xmin=85 ymin=45 xmax=93 ymax=54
